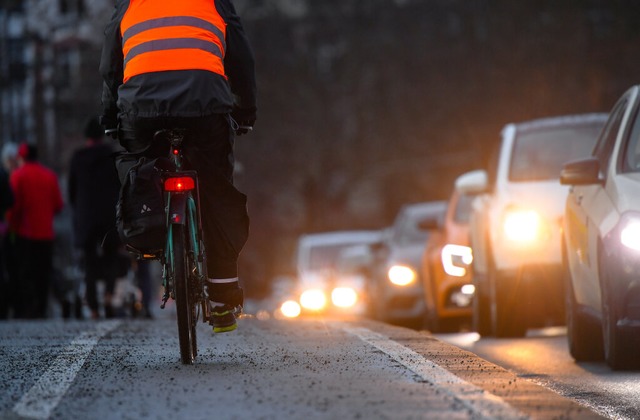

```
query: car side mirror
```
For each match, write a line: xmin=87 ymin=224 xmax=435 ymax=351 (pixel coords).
xmin=455 ymin=169 xmax=489 ymax=195
xmin=560 ymin=157 xmax=602 ymax=185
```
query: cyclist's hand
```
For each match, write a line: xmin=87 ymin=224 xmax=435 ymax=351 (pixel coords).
xmin=235 ymin=122 xmax=253 ymax=136
xmin=99 ymin=115 xmax=118 ymax=140
xmin=104 ymin=128 xmax=118 ymax=140
xmin=231 ymin=106 xmax=256 ymax=136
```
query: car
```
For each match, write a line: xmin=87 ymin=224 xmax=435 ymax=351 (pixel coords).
xmin=368 ymin=200 xmax=447 ymax=328
xmin=293 ymin=230 xmax=383 ymax=316
xmin=561 ymin=85 xmax=640 ymax=370
xmin=457 ymin=113 xmax=608 ymax=337
xmin=421 ymin=174 xmax=477 ymax=332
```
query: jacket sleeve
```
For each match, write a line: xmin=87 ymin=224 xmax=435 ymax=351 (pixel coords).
xmin=99 ymin=1 xmax=128 ymax=126
xmin=216 ymin=0 xmax=257 ymax=118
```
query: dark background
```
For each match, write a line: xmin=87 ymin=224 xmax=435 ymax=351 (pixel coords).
xmin=4 ymin=0 xmax=640 ymax=298
xmin=231 ymin=0 xmax=640 ymax=297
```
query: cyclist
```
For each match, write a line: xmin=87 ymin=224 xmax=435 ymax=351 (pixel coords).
xmin=99 ymin=0 xmax=257 ymax=333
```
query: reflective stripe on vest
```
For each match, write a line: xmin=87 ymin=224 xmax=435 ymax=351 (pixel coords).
xmin=121 ymin=0 xmax=226 ymax=83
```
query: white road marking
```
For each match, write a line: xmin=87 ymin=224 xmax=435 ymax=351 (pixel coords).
xmin=13 ymin=321 xmax=121 ymax=419
xmin=343 ymin=325 xmax=527 ymax=420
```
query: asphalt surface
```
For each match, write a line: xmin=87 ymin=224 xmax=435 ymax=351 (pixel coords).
xmin=0 ymin=312 xmax=607 ymax=420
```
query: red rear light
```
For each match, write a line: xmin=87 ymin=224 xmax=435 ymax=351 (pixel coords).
xmin=164 ymin=176 xmax=195 ymax=192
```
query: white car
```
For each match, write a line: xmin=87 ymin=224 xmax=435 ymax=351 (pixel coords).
xmin=561 ymin=85 xmax=640 ymax=370
xmin=457 ymin=113 xmax=607 ymax=337
xmin=368 ymin=201 xmax=446 ymax=327
xmin=294 ymin=230 xmax=383 ymax=316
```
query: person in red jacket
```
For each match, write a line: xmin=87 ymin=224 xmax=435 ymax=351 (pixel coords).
xmin=99 ymin=0 xmax=257 ymax=333
xmin=7 ymin=143 xmax=64 ymax=318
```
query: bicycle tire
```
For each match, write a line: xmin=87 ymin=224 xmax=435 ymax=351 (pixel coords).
xmin=172 ymin=223 xmax=198 ymax=364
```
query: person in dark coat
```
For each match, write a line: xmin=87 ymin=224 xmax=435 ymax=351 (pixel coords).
xmin=68 ymin=117 xmax=122 ymax=319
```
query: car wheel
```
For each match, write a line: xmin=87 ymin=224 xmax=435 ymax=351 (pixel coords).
xmin=599 ymin=252 xmax=636 ymax=370
xmin=489 ymin=263 xmax=526 ymax=338
xmin=563 ymin=251 xmax=603 ymax=361
xmin=472 ymin=279 xmax=491 ymax=336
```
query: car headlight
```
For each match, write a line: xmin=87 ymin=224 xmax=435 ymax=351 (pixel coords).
xmin=280 ymin=300 xmax=301 ymax=318
xmin=441 ymin=244 xmax=473 ymax=277
xmin=620 ymin=217 xmax=640 ymax=252
xmin=502 ymin=208 xmax=544 ymax=243
xmin=331 ymin=287 xmax=358 ymax=308
xmin=299 ymin=289 xmax=327 ymax=311
xmin=387 ymin=265 xmax=416 ymax=286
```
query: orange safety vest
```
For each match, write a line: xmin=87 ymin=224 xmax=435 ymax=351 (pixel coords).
xmin=120 ymin=0 xmax=227 ymax=83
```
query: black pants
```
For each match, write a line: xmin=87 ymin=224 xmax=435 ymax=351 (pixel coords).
xmin=82 ymin=236 xmax=119 ymax=315
xmin=14 ymin=237 xmax=53 ymax=319
xmin=118 ymin=114 xmax=249 ymax=279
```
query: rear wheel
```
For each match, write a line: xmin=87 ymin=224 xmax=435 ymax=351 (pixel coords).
xmin=172 ymin=224 xmax=198 ymax=365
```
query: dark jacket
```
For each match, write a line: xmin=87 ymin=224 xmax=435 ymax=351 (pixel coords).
xmin=68 ymin=143 xmax=121 ymax=247
xmin=99 ymin=0 xmax=257 ymax=124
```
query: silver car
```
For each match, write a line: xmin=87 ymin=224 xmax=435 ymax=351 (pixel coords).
xmin=368 ymin=201 xmax=446 ymax=328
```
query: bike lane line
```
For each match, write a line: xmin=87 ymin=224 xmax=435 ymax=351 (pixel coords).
xmin=12 ymin=320 xmax=121 ymax=420
xmin=343 ymin=325 xmax=527 ymax=420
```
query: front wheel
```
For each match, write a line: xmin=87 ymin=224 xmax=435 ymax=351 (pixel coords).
xmin=172 ymin=224 xmax=198 ymax=364
xmin=489 ymin=265 xmax=526 ymax=338
xmin=472 ymin=279 xmax=491 ymax=336
xmin=599 ymin=251 xmax=636 ymax=370
xmin=564 ymin=249 xmax=602 ymax=361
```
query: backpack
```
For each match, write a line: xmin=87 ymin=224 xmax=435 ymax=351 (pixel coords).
xmin=115 ymin=156 xmax=173 ymax=255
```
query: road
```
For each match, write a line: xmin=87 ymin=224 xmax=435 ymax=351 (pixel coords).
xmin=435 ymin=328 xmax=640 ymax=420
xmin=1 ymin=306 xmax=606 ymax=420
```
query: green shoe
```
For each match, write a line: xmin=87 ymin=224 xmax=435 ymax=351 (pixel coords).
xmin=211 ymin=307 xmax=237 ymax=333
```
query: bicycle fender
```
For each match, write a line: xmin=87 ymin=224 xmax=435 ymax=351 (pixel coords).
xmin=168 ymin=193 xmax=189 ymax=225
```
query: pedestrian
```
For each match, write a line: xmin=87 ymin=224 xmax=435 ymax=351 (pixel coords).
xmin=7 ymin=143 xmax=64 ymax=318
xmin=134 ymin=259 xmax=155 ymax=319
xmin=99 ymin=0 xmax=257 ymax=333
xmin=0 ymin=144 xmax=14 ymax=319
xmin=68 ymin=117 xmax=122 ymax=319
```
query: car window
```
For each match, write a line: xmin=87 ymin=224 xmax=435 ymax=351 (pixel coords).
xmin=307 ymin=243 xmax=354 ymax=271
xmin=508 ymin=123 xmax=602 ymax=182
xmin=393 ymin=212 xmax=431 ymax=245
xmin=622 ymin=102 xmax=640 ymax=173
xmin=453 ymin=193 xmax=474 ymax=223
xmin=594 ymin=99 xmax=628 ymax=175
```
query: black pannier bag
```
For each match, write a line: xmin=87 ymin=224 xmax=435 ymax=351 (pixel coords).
xmin=115 ymin=155 xmax=173 ymax=255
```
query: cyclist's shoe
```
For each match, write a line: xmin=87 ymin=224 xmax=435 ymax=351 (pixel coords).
xmin=211 ymin=305 xmax=237 ymax=333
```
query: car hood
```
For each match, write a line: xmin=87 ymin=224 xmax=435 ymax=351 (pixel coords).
xmin=497 ymin=180 xmax=569 ymax=218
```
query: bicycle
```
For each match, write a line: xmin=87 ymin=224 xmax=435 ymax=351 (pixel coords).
xmin=149 ymin=128 xmax=211 ymax=365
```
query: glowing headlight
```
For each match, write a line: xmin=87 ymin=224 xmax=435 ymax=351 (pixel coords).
xmin=388 ymin=265 xmax=416 ymax=286
xmin=280 ymin=300 xmax=301 ymax=318
xmin=299 ymin=289 xmax=327 ymax=311
xmin=503 ymin=209 xmax=542 ymax=242
xmin=620 ymin=220 xmax=640 ymax=251
xmin=441 ymin=244 xmax=473 ymax=277
xmin=331 ymin=287 xmax=358 ymax=308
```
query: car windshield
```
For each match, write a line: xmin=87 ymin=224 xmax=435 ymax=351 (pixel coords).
xmin=308 ymin=243 xmax=357 ymax=271
xmin=393 ymin=214 xmax=431 ymax=245
xmin=509 ymin=124 xmax=601 ymax=182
